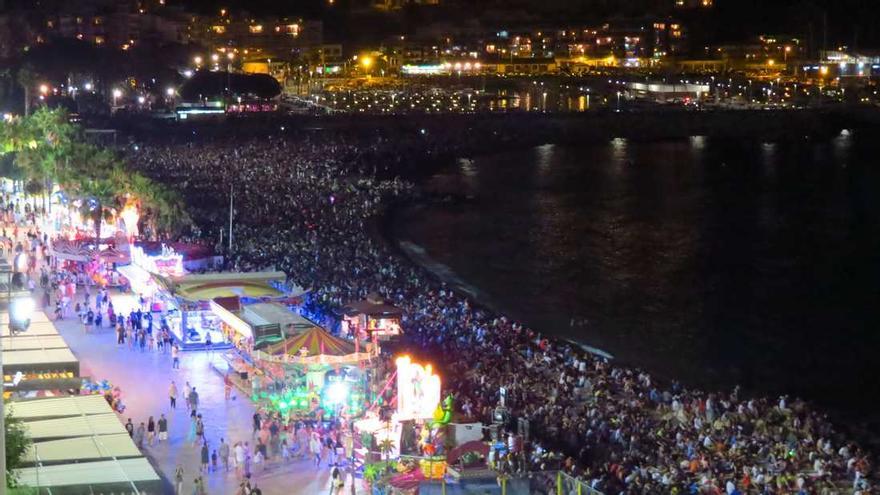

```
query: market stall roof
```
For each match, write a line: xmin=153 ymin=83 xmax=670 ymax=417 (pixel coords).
xmin=25 ymin=433 xmax=141 ymax=464
xmin=0 ymin=334 xmax=68 ymax=352
xmin=243 ymin=303 xmax=317 ymax=331
xmin=15 ymin=457 xmax=161 ymax=489
xmin=342 ymin=295 xmax=403 ymax=318
xmin=3 ymin=348 xmax=77 ymax=367
xmin=0 ymin=320 xmax=59 ymax=338
xmin=9 ymin=395 xmax=110 ymax=421
xmin=154 ymin=271 xmax=288 ymax=302
xmin=0 ymin=311 xmax=52 ymax=325
xmin=24 ymin=412 xmax=126 ymax=440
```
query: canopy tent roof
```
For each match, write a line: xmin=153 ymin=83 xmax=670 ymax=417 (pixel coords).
xmin=152 ymin=271 xmax=288 ymax=302
xmin=25 ymin=433 xmax=141 ymax=465
xmin=15 ymin=457 xmax=161 ymax=489
xmin=243 ymin=303 xmax=318 ymax=332
xmin=24 ymin=412 xmax=126 ymax=440
xmin=256 ymin=326 xmax=376 ymax=366
xmin=342 ymin=295 xmax=403 ymax=318
xmin=0 ymin=320 xmax=59 ymax=338
xmin=0 ymin=311 xmax=51 ymax=324
xmin=9 ymin=395 xmax=111 ymax=421
xmin=3 ymin=348 xmax=77 ymax=366
xmin=0 ymin=334 xmax=67 ymax=352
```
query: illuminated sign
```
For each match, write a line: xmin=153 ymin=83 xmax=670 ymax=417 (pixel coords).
xmin=401 ymin=64 xmax=448 ymax=75
xmin=396 ymin=356 xmax=441 ymax=420
xmin=130 ymin=244 xmax=184 ymax=277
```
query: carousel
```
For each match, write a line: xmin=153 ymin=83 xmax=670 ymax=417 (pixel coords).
xmin=252 ymin=326 xmax=378 ymax=421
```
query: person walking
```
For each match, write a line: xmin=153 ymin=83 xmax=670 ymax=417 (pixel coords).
xmin=184 ymin=381 xmax=192 ymax=412
xmin=172 ymin=343 xmax=180 ymax=369
xmin=125 ymin=418 xmax=134 ymax=437
xmin=158 ymin=414 xmax=168 ymax=442
xmin=169 ymin=381 xmax=178 ymax=409
xmin=174 ymin=465 xmax=185 ymax=495
xmin=310 ymin=433 xmax=322 ymax=467
xmin=219 ymin=438 xmax=230 ymax=472
xmin=234 ymin=441 xmax=246 ymax=477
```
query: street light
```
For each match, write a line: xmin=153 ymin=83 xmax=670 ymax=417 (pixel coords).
xmin=38 ymin=84 xmax=49 ymax=95
xmin=112 ymin=88 xmax=123 ymax=107
xmin=616 ymin=91 xmax=622 ymax=112
xmin=194 ymin=55 xmax=203 ymax=66
xmin=0 ymin=279 xmax=35 ymax=492
xmin=211 ymin=53 xmax=219 ymax=63
xmin=166 ymin=87 xmax=175 ymax=97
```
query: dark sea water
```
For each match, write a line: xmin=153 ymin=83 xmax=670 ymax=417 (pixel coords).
xmin=391 ymin=133 xmax=880 ymax=439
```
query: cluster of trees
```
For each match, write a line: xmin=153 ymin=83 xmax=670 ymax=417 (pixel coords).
xmin=0 ymin=108 xmax=189 ymax=240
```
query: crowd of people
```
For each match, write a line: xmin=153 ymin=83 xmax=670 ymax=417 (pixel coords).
xmin=128 ymin=124 xmax=874 ymax=494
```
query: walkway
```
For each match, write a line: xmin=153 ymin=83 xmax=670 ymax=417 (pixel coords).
xmin=50 ymin=289 xmax=358 ymax=495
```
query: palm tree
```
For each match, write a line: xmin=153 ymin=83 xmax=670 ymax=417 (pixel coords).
xmin=16 ymin=65 xmax=36 ymax=117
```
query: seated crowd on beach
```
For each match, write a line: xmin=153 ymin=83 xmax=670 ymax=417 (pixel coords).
xmin=128 ymin=124 xmax=873 ymax=495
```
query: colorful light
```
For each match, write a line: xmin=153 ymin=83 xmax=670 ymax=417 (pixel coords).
xmin=395 ymin=356 xmax=441 ymax=420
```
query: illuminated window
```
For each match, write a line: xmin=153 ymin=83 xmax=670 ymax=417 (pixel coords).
xmin=76 ymin=17 xmax=83 ymax=24
xmin=249 ymin=24 xmax=263 ymax=34
xmin=94 ymin=17 xmax=103 ymax=25
xmin=95 ymin=36 xmax=104 ymax=44
xmin=46 ymin=20 xmax=54 ymax=28
xmin=211 ymin=25 xmax=226 ymax=34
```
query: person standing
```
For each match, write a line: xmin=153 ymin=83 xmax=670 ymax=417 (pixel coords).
xmin=189 ymin=387 xmax=199 ymax=413
xmin=125 ymin=418 xmax=134 ymax=437
xmin=184 ymin=382 xmax=192 ymax=411
xmin=310 ymin=433 xmax=322 ymax=467
xmin=200 ymin=441 xmax=210 ymax=473
xmin=174 ymin=465 xmax=185 ymax=495
xmin=224 ymin=372 xmax=233 ymax=400
xmin=134 ymin=422 xmax=146 ymax=448
xmin=146 ymin=416 xmax=156 ymax=446
xmin=252 ymin=411 xmax=261 ymax=438
xmin=195 ymin=414 xmax=205 ymax=446
xmin=219 ymin=438 xmax=230 ymax=472
xmin=169 ymin=381 xmax=178 ymax=409
xmin=158 ymin=414 xmax=168 ymax=442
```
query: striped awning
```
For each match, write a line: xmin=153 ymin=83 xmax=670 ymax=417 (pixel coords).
xmin=256 ymin=326 xmax=377 ymax=366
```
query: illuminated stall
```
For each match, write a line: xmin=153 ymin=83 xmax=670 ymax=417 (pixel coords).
xmin=341 ymin=294 xmax=403 ymax=342
xmin=153 ymin=271 xmax=289 ymax=349
xmin=252 ymin=326 xmax=378 ymax=419
xmin=353 ymin=356 xmax=442 ymax=463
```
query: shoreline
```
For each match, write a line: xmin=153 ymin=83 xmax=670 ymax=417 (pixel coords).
xmin=375 ymin=144 xmax=880 ymax=456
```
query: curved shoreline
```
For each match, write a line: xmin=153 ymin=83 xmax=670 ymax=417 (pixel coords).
xmin=375 ymin=143 xmax=880 ymax=457
xmin=128 ymin=113 xmax=879 ymax=492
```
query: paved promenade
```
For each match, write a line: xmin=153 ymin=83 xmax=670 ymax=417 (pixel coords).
xmin=50 ymin=290 xmax=357 ymax=495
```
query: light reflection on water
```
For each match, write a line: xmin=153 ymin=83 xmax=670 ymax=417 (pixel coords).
xmin=395 ymin=135 xmax=880 ymax=433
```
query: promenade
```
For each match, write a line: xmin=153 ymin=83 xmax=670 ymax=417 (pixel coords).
xmin=49 ymin=289 xmax=356 ymax=495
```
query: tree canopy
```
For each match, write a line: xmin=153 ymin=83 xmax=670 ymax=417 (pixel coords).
xmin=0 ymin=108 xmax=189 ymax=238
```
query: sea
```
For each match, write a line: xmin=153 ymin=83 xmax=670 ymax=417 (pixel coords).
xmin=390 ymin=132 xmax=880 ymax=445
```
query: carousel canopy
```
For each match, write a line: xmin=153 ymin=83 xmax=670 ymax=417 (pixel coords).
xmin=256 ymin=326 xmax=377 ymax=366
